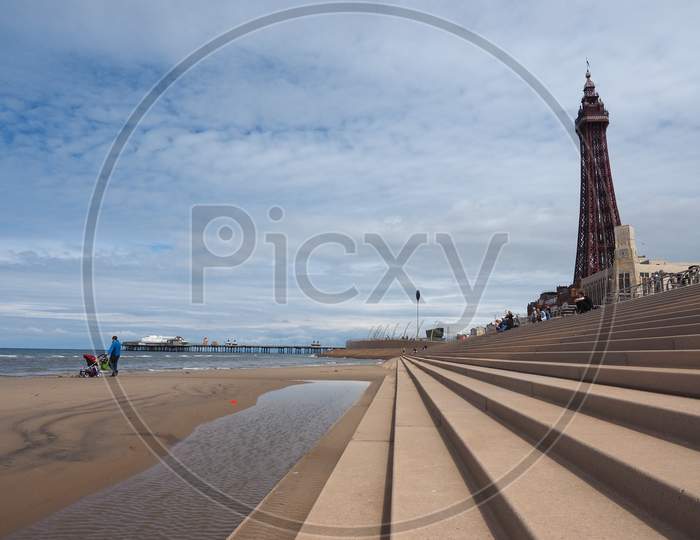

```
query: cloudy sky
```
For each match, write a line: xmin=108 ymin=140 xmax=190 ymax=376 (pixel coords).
xmin=1 ymin=0 xmax=699 ymax=348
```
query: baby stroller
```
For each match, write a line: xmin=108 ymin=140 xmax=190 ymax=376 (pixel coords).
xmin=80 ymin=353 xmax=107 ymax=377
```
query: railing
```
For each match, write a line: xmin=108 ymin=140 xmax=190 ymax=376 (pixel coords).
xmin=606 ymin=266 xmax=700 ymax=304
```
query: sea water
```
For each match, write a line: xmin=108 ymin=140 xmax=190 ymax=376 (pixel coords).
xmin=9 ymin=380 xmax=370 ymax=539
xmin=0 ymin=348 xmax=380 ymax=377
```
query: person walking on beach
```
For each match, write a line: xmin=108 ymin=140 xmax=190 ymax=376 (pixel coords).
xmin=107 ymin=336 xmax=121 ymax=377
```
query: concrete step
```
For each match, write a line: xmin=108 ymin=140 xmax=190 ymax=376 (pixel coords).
xmin=389 ymin=361 xmax=496 ymax=539
xmin=412 ymin=356 xmax=700 ymax=447
xmin=452 ymin=333 xmax=700 ymax=354
xmin=408 ymin=358 xmax=700 ymax=538
xmin=402 ymin=360 xmax=668 ymax=539
xmin=295 ymin=370 xmax=396 ymax=539
xmin=433 ymin=349 xmax=700 ymax=368
xmin=531 ymin=286 xmax=700 ymax=328
xmin=430 ymin=307 xmax=700 ymax=357
xmin=441 ymin=313 xmax=700 ymax=351
xmin=582 ymin=284 xmax=700 ymax=315
xmin=592 ymin=282 xmax=700 ymax=308
xmin=444 ymin=296 xmax=700 ymax=350
xmin=456 ymin=313 xmax=700 ymax=350
xmin=455 ymin=320 xmax=700 ymax=351
xmin=420 ymin=354 xmax=700 ymax=398
xmin=553 ymin=308 xmax=700 ymax=335
xmin=520 ymin=287 xmax=700 ymax=331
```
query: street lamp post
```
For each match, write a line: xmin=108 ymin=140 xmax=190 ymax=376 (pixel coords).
xmin=415 ymin=289 xmax=421 ymax=340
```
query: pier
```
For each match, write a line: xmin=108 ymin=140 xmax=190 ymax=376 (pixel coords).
xmin=123 ymin=342 xmax=344 ymax=355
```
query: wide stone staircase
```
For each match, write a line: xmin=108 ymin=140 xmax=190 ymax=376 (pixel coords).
xmin=292 ymin=284 xmax=700 ymax=538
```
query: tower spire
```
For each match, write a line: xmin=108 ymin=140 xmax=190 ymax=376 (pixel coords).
xmin=583 ymin=63 xmax=598 ymax=100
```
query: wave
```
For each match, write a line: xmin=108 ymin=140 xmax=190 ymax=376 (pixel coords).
xmin=0 ymin=354 xmax=18 ymax=358
xmin=1 ymin=370 xmax=73 ymax=377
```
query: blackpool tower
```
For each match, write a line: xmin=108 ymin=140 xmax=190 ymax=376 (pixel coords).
xmin=573 ymin=68 xmax=622 ymax=284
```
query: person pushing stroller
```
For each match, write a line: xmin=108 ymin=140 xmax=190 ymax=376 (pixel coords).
xmin=106 ymin=336 xmax=121 ymax=377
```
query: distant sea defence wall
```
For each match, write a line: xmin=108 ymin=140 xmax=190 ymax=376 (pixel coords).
xmin=346 ymin=339 xmax=442 ymax=350
xmin=321 ymin=339 xmax=443 ymax=360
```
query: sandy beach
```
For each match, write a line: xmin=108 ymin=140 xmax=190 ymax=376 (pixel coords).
xmin=0 ymin=363 xmax=388 ymax=538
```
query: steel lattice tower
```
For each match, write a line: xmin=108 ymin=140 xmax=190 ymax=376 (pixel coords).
xmin=573 ymin=69 xmax=621 ymax=284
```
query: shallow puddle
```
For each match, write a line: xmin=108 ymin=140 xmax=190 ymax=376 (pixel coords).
xmin=10 ymin=380 xmax=369 ymax=539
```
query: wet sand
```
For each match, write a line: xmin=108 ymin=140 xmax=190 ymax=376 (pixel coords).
xmin=0 ymin=364 xmax=387 ymax=538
